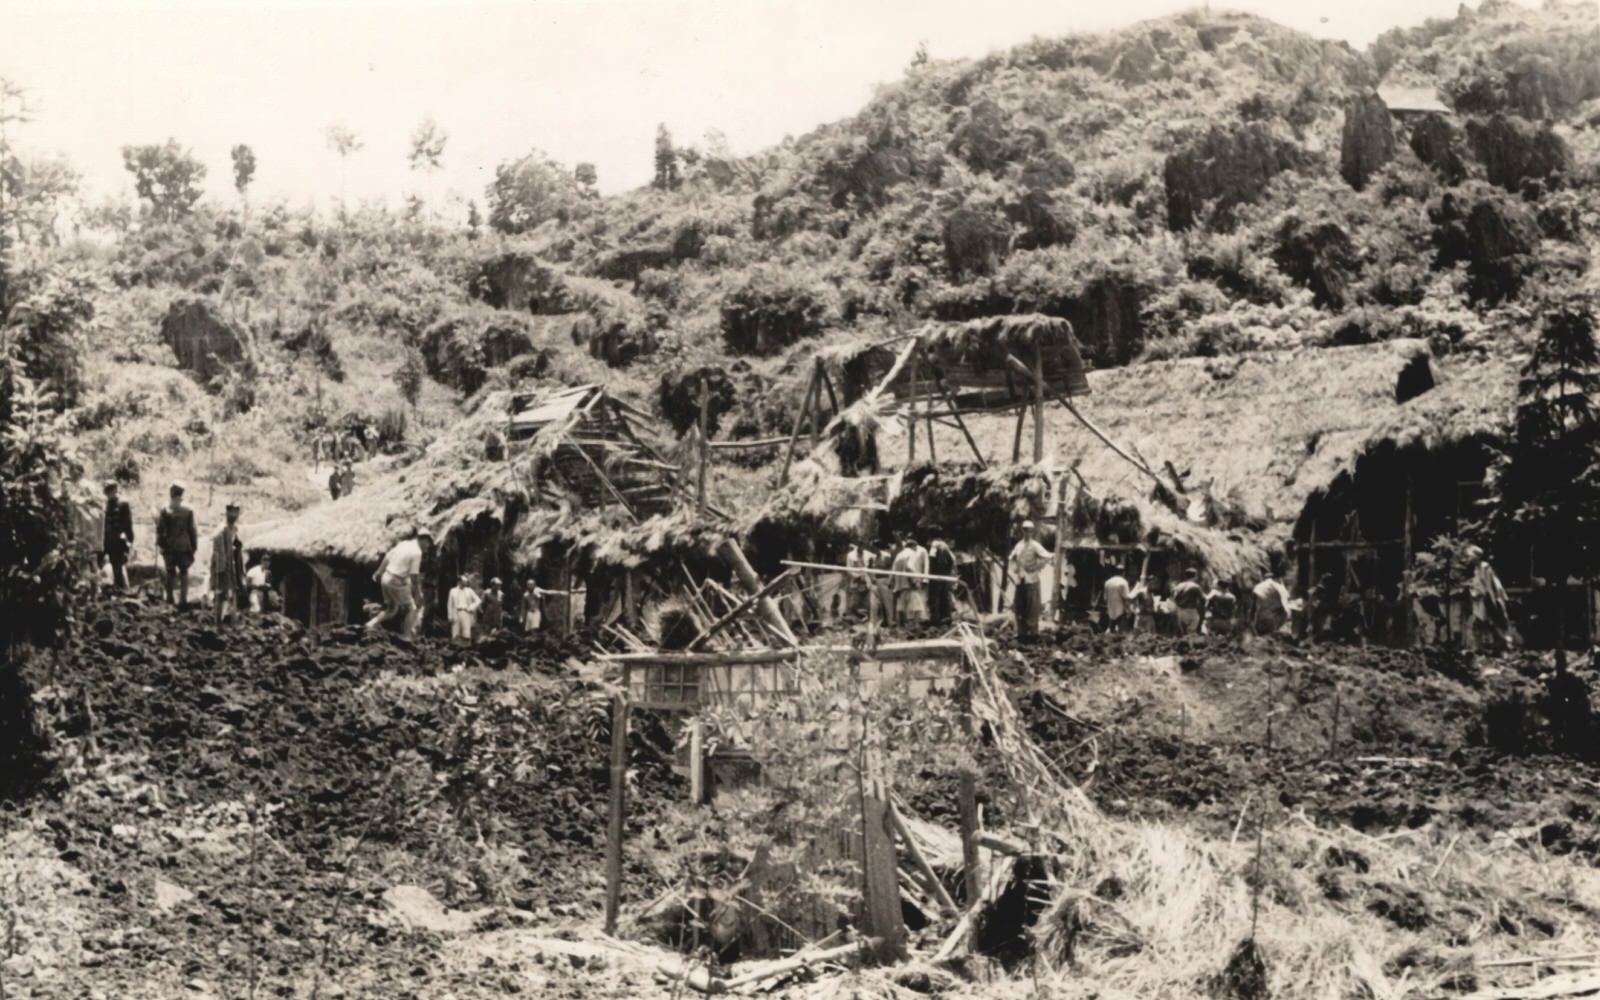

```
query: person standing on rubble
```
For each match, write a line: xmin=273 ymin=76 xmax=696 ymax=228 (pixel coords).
xmin=448 ymin=571 xmax=483 ymax=643
xmin=102 ymin=480 xmax=135 ymax=591
xmin=892 ymin=536 xmax=927 ymax=625
xmin=1007 ymin=520 xmax=1053 ymax=641
xmin=156 ymin=482 xmax=199 ymax=608
xmin=368 ymin=527 xmax=432 ymax=638
xmin=928 ymin=538 xmax=956 ymax=625
xmin=481 ymin=577 xmax=505 ymax=634
xmin=1172 ymin=568 xmax=1205 ymax=635
xmin=521 ymin=578 xmax=543 ymax=633
xmin=245 ymin=554 xmax=273 ymax=613
xmin=1205 ymin=580 xmax=1238 ymax=638
xmin=210 ymin=501 xmax=246 ymax=625
xmin=1102 ymin=563 xmax=1131 ymax=633
xmin=1252 ymin=570 xmax=1292 ymax=637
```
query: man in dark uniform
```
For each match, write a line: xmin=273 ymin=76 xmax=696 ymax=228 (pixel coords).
xmin=156 ymin=482 xmax=199 ymax=607
xmin=102 ymin=481 xmax=135 ymax=590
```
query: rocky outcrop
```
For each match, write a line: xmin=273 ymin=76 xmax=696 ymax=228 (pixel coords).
xmin=1163 ymin=124 xmax=1306 ymax=231
xmin=720 ymin=272 xmax=830 ymax=357
xmin=1339 ymin=92 xmax=1395 ymax=191
xmin=1408 ymin=114 xmax=1469 ymax=185
xmin=161 ymin=298 xmax=255 ymax=389
xmin=1434 ymin=192 xmax=1540 ymax=305
xmin=1465 ymin=114 xmax=1574 ymax=193
xmin=1065 ymin=276 xmax=1145 ymax=367
xmin=469 ymin=252 xmax=576 ymax=314
xmin=1272 ymin=217 xmax=1361 ymax=308
xmin=421 ymin=311 xmax=541 ymax=395
xmin=593 ymin=246 xmax=677 ymax=284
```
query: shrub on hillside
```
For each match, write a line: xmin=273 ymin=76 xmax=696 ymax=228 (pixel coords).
xmin=719 ymin=268 xmax=832 ymax=356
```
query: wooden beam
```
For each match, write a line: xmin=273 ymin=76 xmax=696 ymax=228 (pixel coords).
xmin=1032 ymin=341 xmax=1046 ymax=464
xmin=603 ymin=663 xmax=631 ymax=935
xmin=780 ymin=558 xmax=959 ymax=582
xmin=718 ymin=538 xmax=799 ymax=646
xmin=706 ymin=436 xmax=788 ymax=450
xmin=809 ymin=359 xmax=823 ymax=452
xmin=888 ymin=801 xmax=958 ymax=915
xmin=599 ymin=638 xmax=972 ymax=666
xmin=686 ymin=568 xmax=798 ymax=651
xmin=1011 ymin=402 xmax=1026 ymax=464
xmin=1054 ymin=474 xmax=1069 ymax=625
xmin=908 ymin=345 xmax=920 ymax=466
xmin=779 ymin=365 xmax=820 ymax=487
xmin=858 ymin=745 xmax=908 ymax=962
xmin=931 ymin=371 xmax=987 ymax=467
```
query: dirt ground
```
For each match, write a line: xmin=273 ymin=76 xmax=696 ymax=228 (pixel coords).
xmin=7 ymin=602 xmax=1600 ymax=998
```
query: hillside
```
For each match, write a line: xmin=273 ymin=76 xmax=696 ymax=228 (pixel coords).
xmin=9 ymin=2 xmax=1594 ymax=536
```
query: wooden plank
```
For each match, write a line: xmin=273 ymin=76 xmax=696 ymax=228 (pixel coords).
xmin=696 ymin=377 xmax=709 ymax=517
xmin=888 ymin=801 xmax=958 ymax=915
xmin=599 ymin=638 xmax=972 ymax=666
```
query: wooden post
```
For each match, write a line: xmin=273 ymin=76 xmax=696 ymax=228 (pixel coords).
xmin=1308 ymin=520 xmax=1318 ymax=641
xmin=1054 ymin=474 xmax=1069 ymax=625
xmin=932 ymin=372 xmax=987 ymax=467
xmin=604 ymin=663 xmax=631 ymax=935
xmin=921 ymin=343 xmax=938 ymax=465
xmin=779 ymin=366 xmax=820 ymax=486
xmin=689 ymin=717 xmax=705 ymax=805
xmin=624 ymin=569 xmax=638 ymax=628
xmin=1031 ymin=342 xmax=1046 ymax=464
xmin=696 ymin=377 xmax=709 ymax=518
xmin=908 ymin=349 xmax=919 ymax=466
xmin=858 ymin=745 xmax=907 ymax=962
xmin=1402 ymin=478 xmax=1414 ymax=646
xmin=1011 ymin=403 xmax=1027 ymax=464
xmin=809 ymin=360 xmax=823 ymax=452
xmin=957 ymin=652 xmax=981 ymax=910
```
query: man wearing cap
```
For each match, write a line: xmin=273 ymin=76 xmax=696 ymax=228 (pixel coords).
xmin=368 ymin=526 xmax=432 ymax=638
xmin=156 ymin=482 xmax=199 ymax=607
xmin=210 ymin=501 xmax=246 ymax=625
xmin=102 ymin=481 xmax=135 ymax=591
xmin=1007 ymin=520 xmax=1054 ymax=641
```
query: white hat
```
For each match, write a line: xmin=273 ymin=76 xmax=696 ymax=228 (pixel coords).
xmin=1021 ymin=519 xmax=1036 ymax=530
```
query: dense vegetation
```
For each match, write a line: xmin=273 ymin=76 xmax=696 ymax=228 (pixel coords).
xmin=0 ymin=1 xmax=1597 ymax=531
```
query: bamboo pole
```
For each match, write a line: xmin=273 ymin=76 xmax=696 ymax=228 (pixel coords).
xmin=696 ymin=377 xmax=709 ymax=517
xmin=888 ymin=801 xmax=958 ymax=915
xmin=779 ymin=558 xmax=959 ymax=583
xmin=1054 ymin=474 xmax=1069 ymax=625
xmin=779 ymin=366 xmax=820 ymax=487
xmin=908 ymin=347 xmax=919 ymax=466
xmin=1031 ymin=341 xmax=1046 ymax=464
xmin=1011 ymin=403 xmax=1026 ymax=463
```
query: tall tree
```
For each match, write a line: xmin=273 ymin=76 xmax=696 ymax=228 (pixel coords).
xmin=10 ymin=156 xmax=77 ymax=248
xmin=574 ymin=162 xmax=598 ymax=198
xmin=653 ymin=124 xmax=680 ymax=191
xmin=0 ymin=77 xmax=32 ymax=323
xmin=120 ymin=140 xmax=206 ymax=222
xmin=325 ymin=124 xmax=363 ymax=216
xmin=407 ymin=117 xmax=447 ymax=221
xmin=1483 ymin=299 xmax=1600 ymax=647
xmin=230 ymin=143 xmax=256 ymax=221
xmin=485 ymin=150 xmax=576 ymax=235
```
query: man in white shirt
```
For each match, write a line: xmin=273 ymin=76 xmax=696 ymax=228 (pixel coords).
xmin=891 ymin=537 xmax=927 ymax=624
xmin=1252 ymin=570 xmax=1291 ymax=636
xmin=448 ymin=572 xmax=483 ymax=643
xmin=245 ymin=555 xmax=273 ymax=613
xmin=1007 ymin=520 xmax=1053 ymax=641
xmin=1102 ymin=564 xmax=1131 ymax=633
xmin=367 ymin=527 xmax=433 ymax=638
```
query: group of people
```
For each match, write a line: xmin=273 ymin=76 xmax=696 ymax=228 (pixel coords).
xmin=101 ymin=480 xmax=275 ymax=623
xmin=313 ymin=426 xmax=376 ymax=468
xmin=367 ymin=527 xmax=553 ymax=642
xmin=1098 ymin=563 xmax=1294 ymax=639
xmin=842 ymin=535 xmax=958 ymax=627
xmin=327 ymin=461 xmax=358 ymax=501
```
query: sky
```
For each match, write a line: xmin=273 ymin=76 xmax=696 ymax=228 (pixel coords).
xmin=0 ymin=0 xmax=1557 ymax=214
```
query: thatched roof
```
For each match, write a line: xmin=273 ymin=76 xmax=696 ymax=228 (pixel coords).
xmin=1061 ymin=340 xmax=1514 ymax=560
xmin=251 ymin=393 xmax=528 ymax=565
xmin=829 ymin=314 xmax=1091 ymax=407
